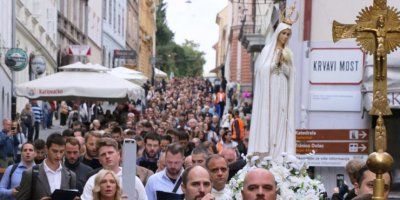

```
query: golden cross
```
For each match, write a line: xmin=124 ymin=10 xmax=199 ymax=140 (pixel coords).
xmin=332 ymin=1 xmax=399 ymax=199
xmin=332 ymin=0 xmax=400 ymax=116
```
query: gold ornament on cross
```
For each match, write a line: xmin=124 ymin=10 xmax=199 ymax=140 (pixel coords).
xmin=332 ymin=0 xmax=399 ymax=199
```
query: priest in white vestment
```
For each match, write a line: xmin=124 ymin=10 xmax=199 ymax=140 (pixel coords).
xmin=248 ymin=22 xmax=296 ymax=159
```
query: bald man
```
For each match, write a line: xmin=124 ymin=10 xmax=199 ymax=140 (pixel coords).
xmin=181 ymin=165 xmax=214 ymax=200
xmin=241 ymin=168 xmax=277 ymax=200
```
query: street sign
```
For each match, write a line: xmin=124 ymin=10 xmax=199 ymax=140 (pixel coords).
xmin=5 ymin=48 xmax=28 ymax=71
xmin=296 ymin=129 xmax=369 ymax=141
xmin=297 ymin=141 xmax=368 ymax=154
xmin=296 ymin=154 xmax=368 ymax=167
xmin=114 ymin=50 xmax=137 ymax=59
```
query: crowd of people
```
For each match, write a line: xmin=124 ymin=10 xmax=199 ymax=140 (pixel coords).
xmin=0 ymin=77 xmax=393 ymax=200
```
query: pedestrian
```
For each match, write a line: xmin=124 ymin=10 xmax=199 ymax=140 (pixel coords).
xmin=12 ymin=121 xmax=27 ymax=163
xmin=30 ymin=101 xmax=42 ymax=141
xmin=241 ymin=168 xmax=277 ymax=200
xmin=16 ymin=133 xmax=78 ymax=200
xmin=0 ymin=142 xmax=36 ymax=200
xmin=0 ymin=119 xmax=20 ymax=168
xmin=19 ymin=103 xmax=34 ymax=138
xmin=92 ymin=169 xmax=122 ymax=200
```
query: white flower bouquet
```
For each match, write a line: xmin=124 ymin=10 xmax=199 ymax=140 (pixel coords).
xmin=228 ymin=152 xmax=326 ymax=200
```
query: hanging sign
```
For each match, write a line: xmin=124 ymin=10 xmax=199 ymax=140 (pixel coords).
xmin=5 ymin=48 xmax=28 ymax=71
xmin=31 ymin=56 xmax=46 ymax=75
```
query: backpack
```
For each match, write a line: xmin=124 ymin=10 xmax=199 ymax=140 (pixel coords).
xmin=7 ymin=164 xmax=19 ymax=189
xmin=20 ymin=112 xmax=32 ymax=125
xmin=72 ymin=111 xmax=79 ymax=122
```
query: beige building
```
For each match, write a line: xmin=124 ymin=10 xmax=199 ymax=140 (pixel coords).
xmin=139 ymin=0 xmax=158 ymax=77
xmin=15 ymin=0 xmax=58 ymax=111
xmin=126 ymin=0 xmax=140 ymax=68
xmin=87 ymin=0 xmax=103 ymax=64
xmin=212 ymin=6 xmax=229 ymax=78
xmin=57 ymin=0 xmax=89 ymax=66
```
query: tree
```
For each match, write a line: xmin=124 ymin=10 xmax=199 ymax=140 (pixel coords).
xmin=156 ymin=0 xmax=205 ymax=77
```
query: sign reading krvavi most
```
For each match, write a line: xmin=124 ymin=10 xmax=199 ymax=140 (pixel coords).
xmin=5 ymin=48 xmax=28 ymax=71
xmin=310 ymin=48 xmax=364 ymax=84
xmin=296 ymin=129 xmax=369 ymax=167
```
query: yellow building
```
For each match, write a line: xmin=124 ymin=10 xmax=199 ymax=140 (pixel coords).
xmin=139 ymin=0 xmax=158 ymax=77
xmin=211 ymin=6 xmax=229 ymax=78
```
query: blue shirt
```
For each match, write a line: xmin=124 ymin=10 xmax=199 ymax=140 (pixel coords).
xmin=0 ymin=131 xmax=19 ymax=162
xmin=145 ymin=169 xmax=183 ymax=200
xmin=0 ymin=162 xmax=34 ymax=200
xmin=31 ymin=105 xmax=42 ymax=123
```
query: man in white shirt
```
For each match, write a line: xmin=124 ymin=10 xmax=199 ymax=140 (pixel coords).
xmin=206 ymin=154 xmax=232 ymax=200
xmin=16 ymin=133 xmax=78 ymax=200
xmin=81 ymin=138 xmax=147 ymax=200
xmin=145 ymin=143 xmax=185 ymax=200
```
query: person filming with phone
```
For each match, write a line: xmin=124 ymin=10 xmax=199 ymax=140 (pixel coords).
xmin=0 ymin=119 xmax=20 ymax=168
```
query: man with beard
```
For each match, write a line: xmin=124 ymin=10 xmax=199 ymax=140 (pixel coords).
xmin=241 ymin=168 xmax=277 ymax=200
xmin=206 ymin=155 xmax=231 ymax=200
xmin=33 ymin=139 xmax=46 ymax=164
xmin=64 ymin=137 xmax=92 ymax=193
xmin=0 ymin=142 xmax=36 ymax=200
xmin=181 ymin=165 xmax=214 ymax=200
xmin=145 ymin=143 xmax=185 ymax=200
xmin=80 ymin=132 xmax=101 ymax=169
xmin=137 ymin=133 xmax=161 ymax=172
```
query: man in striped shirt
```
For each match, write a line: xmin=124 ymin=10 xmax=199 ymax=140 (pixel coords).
xmin=30 ymin=101 xmax=42 ymax=142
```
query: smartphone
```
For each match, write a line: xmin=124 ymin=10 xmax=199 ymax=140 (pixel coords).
xmin=122 ymin=139 xmax=137 ymax=200
xmin=336 ymin=174 xmax=345 ymax=187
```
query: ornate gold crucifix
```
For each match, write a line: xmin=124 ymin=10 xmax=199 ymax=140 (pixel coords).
xmin=332 ymin=0 xmax=400 ymax=199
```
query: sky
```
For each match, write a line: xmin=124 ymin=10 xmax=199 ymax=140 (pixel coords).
xmin=164 ymin=0 xmax=228 ymax=75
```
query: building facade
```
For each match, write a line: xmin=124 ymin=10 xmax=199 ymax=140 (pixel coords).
xmin=87 ymin=0 xmax=103 ymax=64
xmin=0 ymin=0 xmax=13 ymax=123
xmin=57 ymin=0 xmax=89 ymax=67
xmin=102 ymin=0 xmax=127 ymax=68
xmin=212 ymin=6 xmax=229 ymax=78
xmin=139 ymin=0 xmax=157 ymax=77
xmin=126 ymin=0 xmax=140 ymax=68
xmin=15 ymin=0 xmax=58 ymax=111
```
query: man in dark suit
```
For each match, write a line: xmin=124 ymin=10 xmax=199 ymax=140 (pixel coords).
xmin=16 ymin=133 xmax=77 ymax=200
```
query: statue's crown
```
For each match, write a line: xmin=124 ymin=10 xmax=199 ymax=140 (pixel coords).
xmin=280 ymin=2 xmax=299 ymax=25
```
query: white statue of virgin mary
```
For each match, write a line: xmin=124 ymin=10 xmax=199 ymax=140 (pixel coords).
xmin=248 ymin=22 xmax=296 ymax=159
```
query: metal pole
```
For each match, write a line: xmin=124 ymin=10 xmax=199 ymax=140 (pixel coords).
xmin=11 ymin=0 xmax=16 ymax=120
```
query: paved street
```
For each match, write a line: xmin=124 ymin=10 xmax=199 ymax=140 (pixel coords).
xmin=38 ymin=119 xmax=64 ymax=141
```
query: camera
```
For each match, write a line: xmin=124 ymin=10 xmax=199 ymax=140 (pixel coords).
xmin=11 ymin=127 xmax=16 ymax=131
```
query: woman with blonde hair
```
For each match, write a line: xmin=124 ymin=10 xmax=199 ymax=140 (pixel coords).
xmin=92 ymin=169 xmax=122 ymax=200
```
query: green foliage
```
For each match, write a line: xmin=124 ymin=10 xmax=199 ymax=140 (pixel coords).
xmin=156 ymin=0 xmax=205 ymax=77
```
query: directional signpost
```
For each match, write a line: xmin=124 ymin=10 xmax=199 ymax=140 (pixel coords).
xmin=296 ymin=129 xmax=369 ymax=166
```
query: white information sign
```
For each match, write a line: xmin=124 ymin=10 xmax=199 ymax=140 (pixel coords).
xmin=309 ymin=91 xmax=361 ymax=112
xmin=297 ymin=154 xmax=368 ymax=167
xmin=310 ymin=48 xmax=364 ymax=84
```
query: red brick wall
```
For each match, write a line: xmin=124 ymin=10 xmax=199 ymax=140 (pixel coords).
xmin=229 ymin=28 xmax=252 ymax=86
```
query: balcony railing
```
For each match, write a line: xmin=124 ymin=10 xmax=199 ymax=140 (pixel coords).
xmin=239 ymin=14 xmax=269 ymax=52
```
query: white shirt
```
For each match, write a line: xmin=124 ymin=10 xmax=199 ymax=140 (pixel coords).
xmin=145 ymin=169 xmax=183 ymax=200
xmin=43 ymin=160 xmax=62 ymax=193
xmin=211 ymin=186 xmax=232 ymax=200
xmin=81 ymin=167 xmax=147 ymax=200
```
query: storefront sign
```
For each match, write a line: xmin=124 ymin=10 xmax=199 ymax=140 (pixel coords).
xmin=309 ymin=91 xmax=361 ymax=111
xmin=114 ymin=50 xmax=137 ymax=59
xmin=5 ymin=48 xmax=28 ymax=71
xmin=310 ymin=48 xmax=364 ymax=84
xmin=296 ymin=154 xmax=368 ymax=167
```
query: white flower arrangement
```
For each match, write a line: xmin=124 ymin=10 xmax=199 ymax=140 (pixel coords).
xmin=228 ymin=152 xmax=326 ymax=200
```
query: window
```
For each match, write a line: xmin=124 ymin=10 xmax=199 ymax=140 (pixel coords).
xmin=118 ymin=14 xmax=121 ymax=34
xmin=109 ymin=0 xmax=112 ymax=25
xmin=122 ymin=10 xmax=124 ymax=37
xmin=113 ymin=0 xmax=117 ymax=31
xmin=103 ymin=0 xmax=107 ymax=20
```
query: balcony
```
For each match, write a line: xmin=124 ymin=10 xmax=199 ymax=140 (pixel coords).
xmin=239 ymin=14 xmax=270 ymax=53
